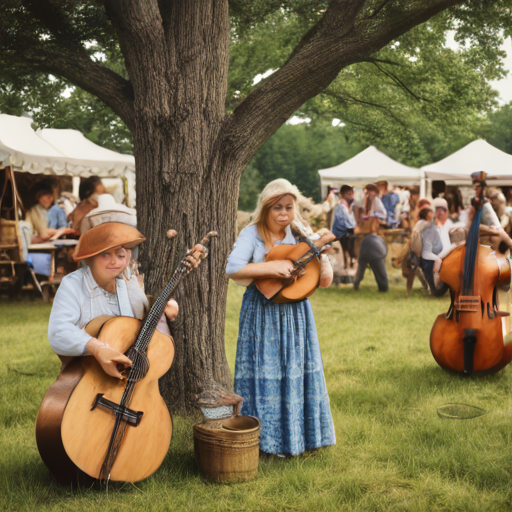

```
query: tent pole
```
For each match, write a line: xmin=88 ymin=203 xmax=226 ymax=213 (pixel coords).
xmin=420 ymin=171 xmax=426 ymax=198
xmin=72 ymin=177 xmax=80 ymax=198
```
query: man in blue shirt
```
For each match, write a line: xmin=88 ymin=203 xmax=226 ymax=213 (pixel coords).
xmin=47 ymin=201 xmax=69 ymax=229
xmin=376 ymin=180 xmax=400 ymax=228
xmin=332 ymin=185 xmax=357 ymax=268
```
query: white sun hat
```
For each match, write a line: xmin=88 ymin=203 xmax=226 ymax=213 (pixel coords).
xmin=84 ymin=193 xmax=137 ymax=229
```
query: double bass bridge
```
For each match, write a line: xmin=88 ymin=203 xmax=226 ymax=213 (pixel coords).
xmin=454 ymin=295 xmax=481 ymax=313
xmin=91 ymin=394 xmax=143 ymax=427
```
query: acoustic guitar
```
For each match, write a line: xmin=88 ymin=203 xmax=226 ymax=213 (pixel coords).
xmin=35 ymin=232 xmax=217 ymax=485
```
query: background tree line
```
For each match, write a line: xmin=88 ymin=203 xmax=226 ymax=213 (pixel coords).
xmin=1 ymin=7 xmax=510 ymax=210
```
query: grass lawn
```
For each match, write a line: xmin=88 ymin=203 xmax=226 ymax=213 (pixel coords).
xmin=1 ymin=273 xmax=512 ymax=512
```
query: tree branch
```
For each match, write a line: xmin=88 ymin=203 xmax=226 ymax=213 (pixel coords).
xmin=285 ymin=0 xmax=368 ymax=64
xmin=27 ymin=47 xmax=135 ymax=130
xmin=102 ymin=0 xmax=172 ymax=109
xmin=363 ymin=56 xmax=401 ymax=66
xmin=221 ymin=0 xmax=465 ymax=171
xmin=366 ymin=0 xmax=394 ymax=19
xmin=369 ymin=60 xmax=431 ymax=102
xmin=324 ymin=89 xmax=409 ymax=128
xmin=323 ymin=89 xmax=405 ymax=126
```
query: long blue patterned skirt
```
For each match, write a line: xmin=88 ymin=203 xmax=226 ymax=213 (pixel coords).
xmin=234 ymin=285 xmax=336 ymax=456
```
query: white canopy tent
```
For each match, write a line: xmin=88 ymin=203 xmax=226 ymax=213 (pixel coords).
xmin=318 ymin=146 xmax=423 ymax=196
xmin=422 ymin=139 xmax=512 ymax=187
xmin=0 ymin=114 xmax=136 ymax=205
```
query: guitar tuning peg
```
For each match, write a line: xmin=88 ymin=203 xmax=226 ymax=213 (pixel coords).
xmin=167 ymin=229 xmax=178 ymax=239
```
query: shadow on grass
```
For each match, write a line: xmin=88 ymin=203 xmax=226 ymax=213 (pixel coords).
xmin=1 ymin=442 xmax=203 ymax=512
xmin=330 ymin=362 xmax=511 ymax=421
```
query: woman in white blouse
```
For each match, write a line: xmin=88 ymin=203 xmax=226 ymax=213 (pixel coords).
xmin=48 ymin=222 xmax=185 ymax=379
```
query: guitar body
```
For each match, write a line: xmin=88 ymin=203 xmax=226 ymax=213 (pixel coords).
xmin=36 ymin=315 xmax=174 ymax=483
xmin=255 ymin=242 xmax=320 ymax=303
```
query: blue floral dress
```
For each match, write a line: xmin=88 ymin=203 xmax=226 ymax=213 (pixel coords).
xmin=226 ymin=225 xmax=336 ymax=455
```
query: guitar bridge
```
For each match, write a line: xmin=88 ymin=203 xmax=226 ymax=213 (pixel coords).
xmin=454 ymin=296 xmax=480 ymax=312
xmin=91 ymin=394 xmax=143 ymax=427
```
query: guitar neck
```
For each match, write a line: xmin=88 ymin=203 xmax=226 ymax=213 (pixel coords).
xmin=130 ymin=230 xmax=217 ymax=353
xmin=133 ymin=266 xmax=187 ymax=353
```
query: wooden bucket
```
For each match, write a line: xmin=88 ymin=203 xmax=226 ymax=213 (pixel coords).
xmin=193 ymin=415 xmax=260 ymax=483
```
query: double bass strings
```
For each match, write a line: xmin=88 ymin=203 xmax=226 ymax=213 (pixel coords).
xmin=462 ymin=207 xmax=484 ymax=295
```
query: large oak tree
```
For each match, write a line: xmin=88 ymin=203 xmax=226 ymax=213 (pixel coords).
xmin=1 ymin=0 xmax=510 ymax=410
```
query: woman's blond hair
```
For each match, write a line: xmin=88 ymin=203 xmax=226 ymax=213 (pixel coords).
xmin=249 ymin=179 xmax=310 ymax=246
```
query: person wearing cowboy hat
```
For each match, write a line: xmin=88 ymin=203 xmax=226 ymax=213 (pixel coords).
xmin=47 ymin=222 xmax=200 ymax=379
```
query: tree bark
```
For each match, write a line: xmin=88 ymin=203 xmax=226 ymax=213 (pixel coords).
xmin=106 ymin=0 xmax=235 ymax=410
xmin=136 ymin=132 xmax=239 ymax=409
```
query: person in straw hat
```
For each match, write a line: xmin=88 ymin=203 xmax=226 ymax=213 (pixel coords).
xmin=47 ymin=222 xmax=199 ymax=378
xmin=226 ymin=178 xmax=336 ymax=457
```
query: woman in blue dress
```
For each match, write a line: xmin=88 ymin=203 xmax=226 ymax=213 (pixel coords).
xmin=226 ymin=179 xmax=336 ymax=456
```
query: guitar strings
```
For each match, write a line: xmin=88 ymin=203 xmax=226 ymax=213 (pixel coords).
xmin=100 ymin=265 xmax=189 ymax=479
xmin=98 ymin=243 xmax=214 ymax=479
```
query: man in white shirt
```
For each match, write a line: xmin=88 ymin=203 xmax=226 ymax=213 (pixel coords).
xmin=433 ymin=197 xmax=454 ymax=252
xmin=468 ymin=171 xmax=501 ymax=228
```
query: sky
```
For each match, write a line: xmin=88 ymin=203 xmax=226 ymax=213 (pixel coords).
xmin=446 ymin=32 xmax=512 ymax=104
xmin=490 ymin=36 xmax=512 ymax=104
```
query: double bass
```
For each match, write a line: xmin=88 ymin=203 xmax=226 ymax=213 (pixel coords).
xmin=255 ymin=231 xmax=336 ymax=303
xmin=430 ymin=194 xmax=512 ymax=376
xmin=35 ymin=232 xmax=217 ymax=484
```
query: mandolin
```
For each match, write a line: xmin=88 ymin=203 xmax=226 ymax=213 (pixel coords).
xmin=255 ymin=231 xmax=336 ymax=303
xmin=35 ymin=231 xmax=217 ymax=485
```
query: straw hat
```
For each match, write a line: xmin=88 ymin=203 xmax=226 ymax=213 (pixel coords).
xmin=432 ymin=197 xmax=448 ymax=210
xmin=73 ymin=222 xmax=145 ymax=261
xmin=249 ymin=178 xmax=309 ymax=236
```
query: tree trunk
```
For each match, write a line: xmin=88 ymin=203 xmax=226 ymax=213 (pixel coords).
xmin=127 ymin=0 xmax=237 ymax=411
xmin=136 ymin=131 xmax=241 ymax=411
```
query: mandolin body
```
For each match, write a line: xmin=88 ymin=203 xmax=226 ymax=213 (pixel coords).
xmin=36 ymin=315 xmax=174 ymax=483
xmin=255 ymin=242 xmax=321 ymax=303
